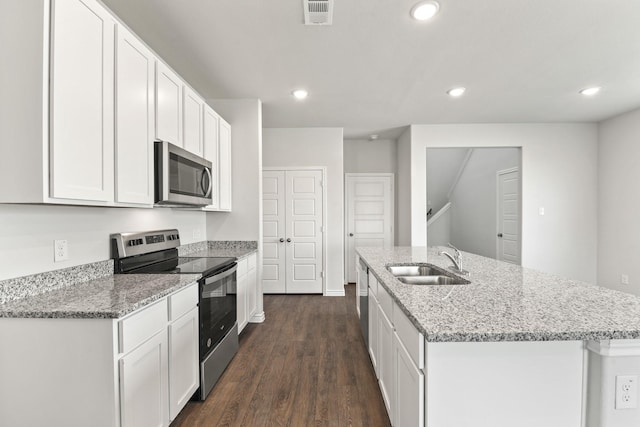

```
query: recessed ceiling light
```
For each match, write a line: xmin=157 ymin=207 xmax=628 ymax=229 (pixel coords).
xmin=579 ymin=86 xmax=601 ymax=96
xmin=292 ymin=89 xmax=308 ymax=100
xmin=369 ymin=134 xmax=379 ymax=141
xmin=447 ymin=87 xmax=466 ymax=97
xmin=411 ymin=1 xmax=440 ymax=21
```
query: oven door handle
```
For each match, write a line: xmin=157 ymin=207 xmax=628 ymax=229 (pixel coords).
xmin=204 ymin=264 xmax=237 ymax=285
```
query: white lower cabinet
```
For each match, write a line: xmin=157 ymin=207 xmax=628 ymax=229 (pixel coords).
xmin=394 ymin=332 xmax=425 ymax=427
xmin=120 ymin=329 xmax=169 ymax=427
xmin=378 ymin=300 xmax=395 ymax=419
xmin=0 ymin=283 xmax=198 ymax=426
xmin=368 ymin=290 xmax=379 ymax=376
xmin=237 ymin=253 xmax=258 ymax=333
xmin=365 ymin=273 xmax=426 ymax=427
xmin=168 ymin=307 xmax=199 ymax=420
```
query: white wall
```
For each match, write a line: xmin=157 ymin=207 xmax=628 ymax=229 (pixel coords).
xmin=407 ymin=123 xmax=598 ymax=284
xmin=0 ymin=205 xmax=205 ymax=280
xmin=343 ymin=139 xmax=397 ymax=173
xmin=262 ymin=128 xmax=344 ymax=294
xmin=396 ymin=127 xmax=412 ymax=246
xmin=426 ymin=204 xmax=451 ymax=247
xmin=449 ymin=148 xmax=520 ymax=259
xmin=598 ymin=107 xmax=640 ymax=296
xmin=205 ymin=99 xmax=262 ymax=242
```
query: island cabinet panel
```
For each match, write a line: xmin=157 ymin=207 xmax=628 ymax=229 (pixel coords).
xmin=425 ymin=340 xmax=584 ymax=427
xmin=377 ymin=302 xmax=395 ymax=420
xmin=50 ymin=0 xmax=115 ymax=202
xmin=393 ymin=304 xmax=424 ymax=370
xmin=368 ymin=289 xmax=379 ymax=377
xmin=394 ymin=331 xmax=424 ymax=427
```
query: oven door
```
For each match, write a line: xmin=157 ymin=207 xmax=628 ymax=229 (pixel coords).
xmin=199 ymin=264 xmax=237 ymax=360
xmin=155 ymin=140 xmax=213 ymax=206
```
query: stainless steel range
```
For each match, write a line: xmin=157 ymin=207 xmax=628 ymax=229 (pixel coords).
xmin=111 ymin=229 xmax=238 ymax=401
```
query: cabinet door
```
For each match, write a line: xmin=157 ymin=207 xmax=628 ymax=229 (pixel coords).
xmin=169 ymin=307 xmax=199 ymax=420
xmin=115 ymin=25 xmax=155 ymax=205
xmin=156 ymin=62 xmax=182 ymax=146
xmin=394 ymin=332 xmax=425 ymax=427
xmin=246 ymin=255 xmax=257 ymax=321
xmin=368 ymin=291 xmax=379 ymax=377
xmin=203 ymin=106 xmax=220 ymax=210
xmin=378 ymin=304 xmax=394 ymax=420
xmin=182 ymin=86 xmax=203 ymax=156
xmin=218 ymin=119 xmax=232 ymax=211
xmin=355 ymin=261 xmax=361 ymax=316
xmin=120 ymin=330 xmax=169 ymax=427
xmin=50 ymin=0 xmax=115 ymax=202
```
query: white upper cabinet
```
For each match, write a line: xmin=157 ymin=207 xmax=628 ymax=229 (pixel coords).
xmin=182 ymin=86 xmax=204 ymax=156
xmin=156 ymin=62 xmax=183 ymax=147
xmin=50 ymin=0 xmax=115 ymax=202
xmin=203 ymin=105 xmax=220 ymax=210
xmin=218 ymin=118 xmax=232 ymax=211
xmin=115 ymin=25 xmax=155 ymax=205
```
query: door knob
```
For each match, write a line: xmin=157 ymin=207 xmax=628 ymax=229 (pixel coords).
xmin=497 ymin=233 xmax=503 ymax=238
xmin=279 ymin=238 xmax=285 ymax=242
xmin=349 ymin=233 xmax=354 ymax=237
xmin=286 ymin=238 xmax=292 ymax=243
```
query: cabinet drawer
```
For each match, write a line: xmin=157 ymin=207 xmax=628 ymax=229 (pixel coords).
xmin=247 ymin=253 xmax=256 ymax=270
xmin=169 ymin=283 xmax=198 ymax=321
xmin=237 ymin=258 xmax=248 ymax=277
xmin=119 ymin=299 xmax=168 ymax=354
xmin=393 ymin=302 xmax=425 ymax=370
xmin=368 ymin=271 xmax=378 ymax=297
xmin=377 ymin=284 xmax=393 ymax=320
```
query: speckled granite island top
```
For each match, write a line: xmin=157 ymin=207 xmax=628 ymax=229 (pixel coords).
xmin=0 ymin=273 xmax=201 ymax=319
xmin=357 ymin=246 xmax=640 ymax=343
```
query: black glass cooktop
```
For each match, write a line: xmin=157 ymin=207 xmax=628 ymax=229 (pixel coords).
xmin=125 ymin=256 xmax=235 ymax=276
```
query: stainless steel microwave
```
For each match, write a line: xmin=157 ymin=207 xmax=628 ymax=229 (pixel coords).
xmin=154 ymin=140 xmax=213 ymax=206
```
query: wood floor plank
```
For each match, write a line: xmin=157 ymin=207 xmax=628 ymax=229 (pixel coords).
xmin=170 ymin=285 xmax=390 ymax=427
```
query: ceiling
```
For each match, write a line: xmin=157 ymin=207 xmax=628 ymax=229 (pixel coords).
xmin=101 ymin=0 xmax=640 ymax=139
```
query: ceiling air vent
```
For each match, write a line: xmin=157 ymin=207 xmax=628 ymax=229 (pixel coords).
xmin=304 ymin=0 xmax=334 ymax=25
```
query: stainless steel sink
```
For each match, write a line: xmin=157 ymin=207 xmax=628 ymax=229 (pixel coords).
xmin=387 ymin=265 xmax=441 ymax=276
xmin=397 ymin=275 xmax=465 ymax=285
xmin=386 ymin=263 xmax=470 ymax=285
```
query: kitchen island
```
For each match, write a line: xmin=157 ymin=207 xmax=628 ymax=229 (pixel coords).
xmin=357 ymin=246 xmax=640 ymax=427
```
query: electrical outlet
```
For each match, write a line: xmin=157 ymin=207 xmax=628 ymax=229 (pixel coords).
xmin=54 ymin=239 xmax=69 ymax=262
xmin=621 ymin=274 xmax=630 ymax=285
xmin=616 ymin=375 xmax=638 ymax=409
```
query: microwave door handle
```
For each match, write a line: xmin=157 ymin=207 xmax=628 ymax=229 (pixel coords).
xmin=202 ymin=167 xmax=213 ymax=198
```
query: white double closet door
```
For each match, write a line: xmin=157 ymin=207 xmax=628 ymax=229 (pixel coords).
xmin=263 ymin=169 xmax=324 ymax=294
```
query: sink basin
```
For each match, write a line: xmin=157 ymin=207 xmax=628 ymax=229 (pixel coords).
xmin=386 ymin=263 xmax=470 ymax=285
xmin=397 ymin=275 xmax=467 ymax=285
xmin=387 ymin=265 xmax=441 ymax=276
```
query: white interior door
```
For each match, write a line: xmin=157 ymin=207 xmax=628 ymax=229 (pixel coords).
xmin=345 ymin=174 xmax=394 ymax=283
xmin=285 ymin=170 xmax=324 ymax=294
xmin=497 ymin=168 xmax=521 ymax=264
xmin=262 ymin=169 xmax=324 ymax=294
xmin=262 ymin=171 xmax=286 ymax=293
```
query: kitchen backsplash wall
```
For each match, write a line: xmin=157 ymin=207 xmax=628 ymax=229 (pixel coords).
xmin=0 ymin=204 xmax=206 ymax=281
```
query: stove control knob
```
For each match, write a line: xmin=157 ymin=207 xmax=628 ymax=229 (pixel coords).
xmin=207 ymin=338 xmax=212 ymax=348
xmin=127 ymin=240 xmax=135 ymax=246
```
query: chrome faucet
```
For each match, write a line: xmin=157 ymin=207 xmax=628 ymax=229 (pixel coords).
xmin=438 ymin=243 xmax=468 ymax=275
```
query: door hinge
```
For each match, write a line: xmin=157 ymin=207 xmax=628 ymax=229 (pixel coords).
xmin=320 ymin=226 xmax=325 ymax=233
xmin=320 ymin=271 xmax=325 ymax=278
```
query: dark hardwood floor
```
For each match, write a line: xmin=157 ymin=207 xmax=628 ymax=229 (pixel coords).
xmin=171 ymin=284 xmax=391 ymax=427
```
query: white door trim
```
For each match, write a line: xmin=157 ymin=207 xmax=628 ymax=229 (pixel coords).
xmin=263 ymin=166 xmax=327 ymax=295
xmin=496 ymin=167 xmax=521 ymax=264
xmin=344 ymin=173 xmax=395 ymax=283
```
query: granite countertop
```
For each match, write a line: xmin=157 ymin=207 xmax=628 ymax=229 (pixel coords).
xmin=357 ymin=246 xmax=640 ymax=343
xmin=188 ymin=247 xmax=257 ymax=259
xmin=0 ymin=273 xmax=201 ymax=319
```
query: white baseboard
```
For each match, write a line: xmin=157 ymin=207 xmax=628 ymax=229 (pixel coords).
xmin=249 ymin=311 xmax=265 ymax=323
xmin=324 ymin=289 xmax=346 ymax=297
